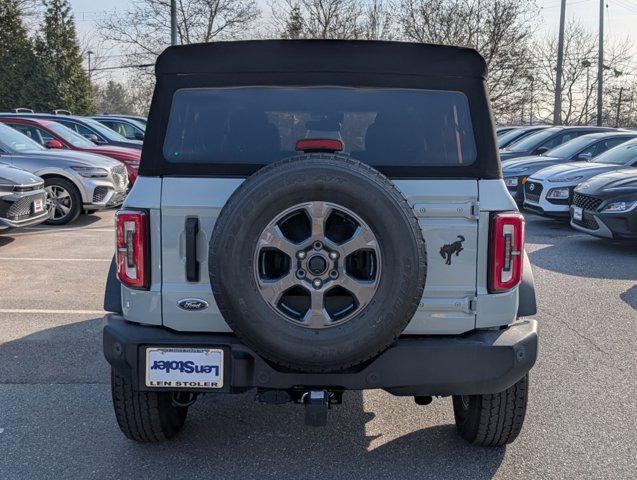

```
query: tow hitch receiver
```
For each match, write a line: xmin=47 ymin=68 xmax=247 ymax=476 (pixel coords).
xmin=303 ymin=390 xmax=330 ymax=427
xmin=256 ymin=388 xmax=342 ymax=426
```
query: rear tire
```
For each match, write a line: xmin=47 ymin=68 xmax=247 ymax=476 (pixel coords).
xmin=452 ymin=375 xmax=529 ymax=447
xmin=110 ymin=369 xmax=188 ymax=442
xmin=44 ymin=177 xmax=82 ymax=225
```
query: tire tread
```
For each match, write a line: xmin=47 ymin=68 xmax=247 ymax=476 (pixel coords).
xmin=453 ymin=375 xmax=528 ymax=447
xmin=110 ymin=370 xmax=187 ymax=442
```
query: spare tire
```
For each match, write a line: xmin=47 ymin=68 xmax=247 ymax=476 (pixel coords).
xmin=209 ymin=154 xmax=426 ymax=372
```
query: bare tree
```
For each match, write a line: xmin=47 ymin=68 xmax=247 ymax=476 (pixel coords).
xmin=362 ymin=1 xmax=395 ymax=40
xmin=606 ymin=81 xmax=636 ymax=128
xmin=99 ymin=0 xmax=260 ymax=115
xmin=271 ymin=0 xmax=363 ymax=39
xmin=533 ymin=22 xmax=634 ymax=125
xmin=271 ymin=0 xmax=394 ymax=40
xmin=100 ymin=0 xmax=260 ymax=58
xmin=77 ymin=31 xmax=112 ymax=83
xmin=394 ymin=0 xmax=539 ymax=122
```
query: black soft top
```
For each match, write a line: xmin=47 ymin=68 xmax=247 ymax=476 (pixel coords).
xmin=141 ymin=40 xmax=500 ymax=179
xmin=156 ymin=40 xmax=487 ymax=79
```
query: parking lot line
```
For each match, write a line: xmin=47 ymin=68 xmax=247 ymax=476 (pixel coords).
xmin=21 ymin=226 xmax=113 ymax=232
xmin=0 ymin=309 xmax=105 ymax=315
xmin=0 ymin=257 xmax=110 ymax=262
xmin=6 ymin=227 xmax=114 ymax=236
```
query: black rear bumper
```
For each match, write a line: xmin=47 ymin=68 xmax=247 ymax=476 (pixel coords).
xmin=103 ymin=315 xmax=538 ymax=396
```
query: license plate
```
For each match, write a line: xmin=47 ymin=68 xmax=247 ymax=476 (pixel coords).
xmin=572 ymin=206 xmax=583 ymax=221
xmin=145 ymin=348 xmax=223 ymax=388
xmin=33 ymin=198 xmax=44 ymax=213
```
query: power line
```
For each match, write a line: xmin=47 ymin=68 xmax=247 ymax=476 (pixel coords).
xmin=613 ymin=0 xmax=637 ymax=14
xmin=91 ymin=63 xmax=154 ymax=72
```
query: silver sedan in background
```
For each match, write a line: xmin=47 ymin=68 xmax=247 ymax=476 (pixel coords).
xmin=0 ymin=124 xmax=128 ymax=225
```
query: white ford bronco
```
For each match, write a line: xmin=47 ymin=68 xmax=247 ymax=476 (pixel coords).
xmin=103 ymin=40 xmax=538 ymax=446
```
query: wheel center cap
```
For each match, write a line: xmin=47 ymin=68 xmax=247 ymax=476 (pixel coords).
xmin=308 ymin=255 xmax=328 ymax=275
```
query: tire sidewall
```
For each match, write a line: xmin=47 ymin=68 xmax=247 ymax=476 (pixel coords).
xmin=210 ymin=156 xmax=426 ymax=371
xmin=44 ymin=177 xmax=82 ymax=225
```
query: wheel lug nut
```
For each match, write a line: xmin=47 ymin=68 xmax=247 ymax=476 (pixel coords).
xmin=313 ymin=241 xmax=322 ymax=250
xmin=297 ymin=251 xmax=306 ymax=260
xmin=329 ymin=251 xmax=339 ymax=260
xmin=329 ymin=270 xmax=339 ymax=279
xmin=313 ymin=278 xmax=322 ymax=289
xmin=297 ymin=270 xmax=306 ymax=278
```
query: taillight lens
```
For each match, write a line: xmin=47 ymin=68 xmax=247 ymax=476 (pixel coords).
xmin=489 ymin=212 xmax=524 ymax=293
xmin=295 ymin=138 xmax=344 ymax=153
xmin=116 ymin=209 xmax=149 ymax=289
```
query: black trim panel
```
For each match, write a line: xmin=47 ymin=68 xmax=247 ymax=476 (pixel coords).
xmin=517 ymin=251 xmax=537 ymax=317
xmin=103 ymin=315 xmax=538 ymax=396
xmin=103 ymin=256 xmax=122 ymax=314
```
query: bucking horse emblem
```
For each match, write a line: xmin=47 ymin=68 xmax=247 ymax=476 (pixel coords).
xmin=440 ymin=235 xmax=465 ymax=265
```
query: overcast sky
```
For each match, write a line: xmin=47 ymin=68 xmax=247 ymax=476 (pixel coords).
xmin=66 ymin=0 xmax=637 ymax=80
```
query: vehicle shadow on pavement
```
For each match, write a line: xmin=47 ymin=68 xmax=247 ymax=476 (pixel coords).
xmin=528 ymin=236 xmax=637 ymax=280
xmin=0 ymin=234 xmax=15 ymax=248
xmin=620 ymin=284 xmax=637 ymax=310
xmin=164 ymin=393 xmax=507 ymax=480
xmin=0 ymin=317 xmax=107 ymax=385
xmin=0 ymin=319 xmax=506 ymax=480
xmin=73 ymin=213 xmax=106 ymax=228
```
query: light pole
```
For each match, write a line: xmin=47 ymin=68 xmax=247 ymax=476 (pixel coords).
xmin=553 ymin=0 xmax=567 ymax=125
xmin=526 ymin=75 xmax=535 ymax=125
xmin=596 ymin=0 xmax=604 ymax=126
xmin=87 ymin=50 xmax=94 ymax=82
xmin=171 ymin=0 xmax=178 ymax=46
xmin=582 ymin=59 xmax=592 ymax=124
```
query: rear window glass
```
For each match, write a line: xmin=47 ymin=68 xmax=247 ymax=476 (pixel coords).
xmin=163 ymin=87 xmax=477 ymax=168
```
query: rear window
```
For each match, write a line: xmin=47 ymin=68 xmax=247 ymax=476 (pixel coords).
xmin=163 ymin=87 xmax=477 ymax=168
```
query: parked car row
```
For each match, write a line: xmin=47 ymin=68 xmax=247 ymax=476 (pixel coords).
xmin=498 ymin=125 xmax=637 ymax=240
xmin=0 ymin=109 xmax=146 ymax=229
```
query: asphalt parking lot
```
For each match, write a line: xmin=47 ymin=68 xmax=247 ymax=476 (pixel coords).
xmin=0 ymin=211 xmax=635 ymax=480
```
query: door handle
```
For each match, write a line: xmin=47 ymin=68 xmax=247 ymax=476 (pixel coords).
xmin=185 ymin=217 xmax=199 ymax=282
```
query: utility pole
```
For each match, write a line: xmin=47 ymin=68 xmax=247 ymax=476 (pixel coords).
xmin=615 ymin=86 xmax=624 ymax=127
xmin=529 ymin=75 xmax=535 ymax=125
xmin=582 ymin=59 xmax=592 ymax=124
xmin=524 ymin=74 xmax=535 ymax=125
xmin=553 ymin=0 xmax=567 ymax=125
xmin=596 ymin=0 xmax=604 ymax=126
xmin=171 ymin=0 xmax=178 ymax=46
xmin=87 ymin=50 xmax=94 ymax=82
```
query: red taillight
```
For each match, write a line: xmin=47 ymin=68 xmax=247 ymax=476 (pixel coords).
xmin=295 ymin=138 xmax=343 ymax=153
xmin=116 ymin=210 xmax=149 ymax=289
xmin=126 ymin=165 xmax=138 ymax=185
xmin=489 ymin=212 xmax=524 ymax=293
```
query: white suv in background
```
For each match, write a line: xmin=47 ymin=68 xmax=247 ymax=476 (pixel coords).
xmin=524 ymin=137 xmax=637 ymax=218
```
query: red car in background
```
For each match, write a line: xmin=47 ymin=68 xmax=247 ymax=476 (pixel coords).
xmin=0 ymin=117 xmax=140 ymax=184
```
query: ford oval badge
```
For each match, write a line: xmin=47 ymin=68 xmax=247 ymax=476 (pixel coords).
xmin=177 ymin=298 xmax=209 ymax=311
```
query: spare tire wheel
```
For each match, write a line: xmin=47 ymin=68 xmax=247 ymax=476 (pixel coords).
xmin=209 ymin=154 xmax=427 ymax=372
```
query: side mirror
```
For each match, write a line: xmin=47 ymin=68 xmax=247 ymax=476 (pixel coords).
xmin=86 ymin=134 xmax=100 ymax=144
xmin=134 ymin=131 xmax=145 ymax=140
xmin=535 ymin=146 xmax=549 ymax=155
xmin=46 ymin=139 xmax=63 ymax=149
xmin=577 ymin=152 xmax=593 ymax=161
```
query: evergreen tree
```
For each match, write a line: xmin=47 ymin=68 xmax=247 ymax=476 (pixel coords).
xmin=35 ymin=0 xmax=94 ymax=114
xmin=0 ymin=0 xmax=40 ymax=111
xmin=282 ymin=4 xmax=304 ymax=39
xmin=93 ymin=80 xmax=135 ymax=115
